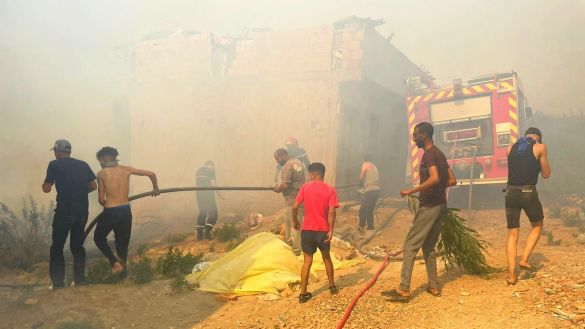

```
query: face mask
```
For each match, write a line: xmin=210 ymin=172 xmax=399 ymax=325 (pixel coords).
xmin=415 ymin=140 xmax=425 ymax=149
xmin=100 ymin=160 xmax=118 ymax=169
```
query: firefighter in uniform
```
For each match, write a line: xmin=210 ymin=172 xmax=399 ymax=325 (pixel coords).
xmin=196 ymin=161 xmax=221 ymax=240
xmin=274 ymin=136 xmax=311 ymax=183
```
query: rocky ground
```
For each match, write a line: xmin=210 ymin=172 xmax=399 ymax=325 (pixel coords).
xmin=1 ymin=200 xmax=584 ymax=329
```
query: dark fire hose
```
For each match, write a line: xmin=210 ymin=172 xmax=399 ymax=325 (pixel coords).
xmin=82 ymin=184 xmax=361 ymax=243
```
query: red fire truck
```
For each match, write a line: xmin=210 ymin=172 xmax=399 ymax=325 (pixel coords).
xmin=405 ymin=72 xmax=532 ymax=187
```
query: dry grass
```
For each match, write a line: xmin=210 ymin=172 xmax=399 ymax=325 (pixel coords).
xmin=0 ymin=197 xmax=53 ymax=270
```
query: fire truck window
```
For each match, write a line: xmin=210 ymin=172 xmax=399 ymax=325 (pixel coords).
xmin=434 ymin=118 xmax=494 ymax=159
xmin=497 ymin=133 xmax=511 ymax=147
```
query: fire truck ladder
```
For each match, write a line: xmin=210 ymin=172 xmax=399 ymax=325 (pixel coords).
xmin=467 ymin=146 xmax=479 ymax=220
xmin=450 ymin=142 xmax=479 ymax=218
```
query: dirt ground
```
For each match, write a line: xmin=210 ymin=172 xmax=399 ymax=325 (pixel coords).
xmin=1 ymin=202 xmax=584 ymax=329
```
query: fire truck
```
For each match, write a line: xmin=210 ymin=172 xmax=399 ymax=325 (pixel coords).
xmin=405 ymin=72 xmax=533 ymax=188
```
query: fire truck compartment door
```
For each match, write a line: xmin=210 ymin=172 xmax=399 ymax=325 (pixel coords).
xmin=430 ymin=96 xmax=491 ymax=123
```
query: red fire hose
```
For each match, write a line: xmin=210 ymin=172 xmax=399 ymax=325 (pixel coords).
xmin=336 ymin=254 xmax=389 ymax=329
xmin=336 ymin=205 xmax=408 ymax=328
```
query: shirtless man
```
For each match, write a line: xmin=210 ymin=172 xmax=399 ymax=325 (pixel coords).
xmin=94 ymin=147 xmax=160 ymax=274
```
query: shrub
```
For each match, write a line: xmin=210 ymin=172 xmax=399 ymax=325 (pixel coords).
xmin=130 ymin=256 xmax=154 ymax=284
xmin=87 ymin=260 xmax=118 ymax=284
xmin=215 ymin=223 xmax=241 ymax=242
xmin=156 ymin=246 xmax=203 ymax=290
xmin=548 ymin=204 xmax=562 ymax=218
xmin=0 ymin=197 xmax=53 ymax=270
xmin=226 ymin=238 xmax=244 ymax=252
xmin=156 ymin=246 xmax=203 ymax=278
xmin=546 ymin=231 xmax=561 ymax=246
xmin=136 ymin=243 xmax=150 ymax=257
xmin=561 ymin=211 xmax=582 ymax=228
xmin=164 ymin=232 xmax=190 ymax=244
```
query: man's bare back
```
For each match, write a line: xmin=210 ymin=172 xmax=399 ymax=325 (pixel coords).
xmin=97 ymin=165 xmax=159 ymax=208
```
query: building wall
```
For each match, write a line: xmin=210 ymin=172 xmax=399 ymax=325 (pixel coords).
xmin=129 ymin=19 xmax=421 ymax=220
xmin=129 ymin=77 xmax=339 ymax=219
xmin=361 ymin=25 xmax=423 ymax=96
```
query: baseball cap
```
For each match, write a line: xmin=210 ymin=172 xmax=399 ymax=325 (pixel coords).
xmin=50 ymin=139 xmax=72 ymax=153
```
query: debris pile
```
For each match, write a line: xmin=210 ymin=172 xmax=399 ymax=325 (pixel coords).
xmin=527 ymin=264 xmax=585 ymax=325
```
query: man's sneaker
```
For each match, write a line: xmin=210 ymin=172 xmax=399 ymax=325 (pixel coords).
xmin=71 ymin=280 xmax=88 ymax=287
xmin=48 ymin=284 xmax=64 ymax=291
xmin=196 ymin=228 xmax=204 ymax=241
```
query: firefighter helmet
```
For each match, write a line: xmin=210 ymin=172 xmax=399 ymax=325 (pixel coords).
xmin=285 ymin=136 xmax=299 ymax=147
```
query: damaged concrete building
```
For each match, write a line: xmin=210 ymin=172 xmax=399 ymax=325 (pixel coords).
xmin=130 ymin=17 xmax=422 ymax=218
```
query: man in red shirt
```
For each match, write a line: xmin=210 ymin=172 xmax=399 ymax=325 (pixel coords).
xmin=292 ymin=162 xmax=339 ymax=303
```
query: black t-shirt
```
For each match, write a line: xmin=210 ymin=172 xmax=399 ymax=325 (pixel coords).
xmin=44 ymin=157 xmax=96 ymax=210
xmin=419 ymin=146 xmax=449 ymax=207
xmin=196 ymin=166 xmax=216 ymax=187
xmin=196 ymin=166 xmax=216 ymax=198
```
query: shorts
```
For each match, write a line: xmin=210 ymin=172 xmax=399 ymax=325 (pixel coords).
xmin=505 ymin=186 xmax=544 ymax=229
xmin=301 ymin=230 xmax=330 ymax=255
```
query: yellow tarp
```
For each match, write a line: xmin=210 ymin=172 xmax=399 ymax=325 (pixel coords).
xmin=186 ymin=232 xmax=362 ymax=296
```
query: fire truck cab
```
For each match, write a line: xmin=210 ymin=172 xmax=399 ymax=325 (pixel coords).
xmin=405 ymin=72 xmax=532 ymax=187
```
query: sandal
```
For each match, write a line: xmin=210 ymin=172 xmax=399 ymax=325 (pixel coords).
xmin=389 ymin=294 xmax=411 ymax=303
xmin=298 ymin=292 xmax=312 ymax=303
xmin=506 ymin=277 xmax=518 ymax=286
xmin=519 ymin=263 xmax=533 ymax=271
xmin=330 ymin=285 xmax=339 ymax=295
xmin=382 ymin=289 xmax=411 ymax=303
xmin=426 ymin=287 xmax=441 ymax=297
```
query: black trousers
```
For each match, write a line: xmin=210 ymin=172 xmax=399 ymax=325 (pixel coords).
xmin=359 ymin=190 xmax=380 ymax=229
xmin=197 ymin=193 xmax=217 ymax=229
xmin=94 ymin=206 xmax=132 ymax=267
xmin=50 ymin=206 xmax=88 ymax=286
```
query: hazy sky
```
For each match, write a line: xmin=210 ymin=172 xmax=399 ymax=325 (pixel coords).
xmin=1 ymin=0 xmax=584 ymax=115
xmin=0 ymin=0 xmax=584 ymax=205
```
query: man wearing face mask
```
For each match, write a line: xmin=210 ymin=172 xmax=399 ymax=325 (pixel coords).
xmin=43 ymin=139 xmax=97 ymax=290
xmin=504 ymin=127 xmax=551 ymax=285
xmin=94 ymin=147 xmax=160 ymax=276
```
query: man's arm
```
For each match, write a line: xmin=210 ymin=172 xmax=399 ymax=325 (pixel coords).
xmin=210 ymin=179 xmax=224 ymax=199
xmin=274 ymin=182 xmax=290 ymax=193
xmin=359 ymin=163 xmax=367 ymax=182
xmin=292 ymin=200 xmax=301 ymax=230
xmin=86 ymin=164 xmax=97 ymax=193
xmin=97 ymin=172 xmax=106 ymax=206
xmin=130 ymin=167 xmax=160 ymax=195
xmin=274 ymin=164 xmax=292 ymax=192
xmin=400 ymin=166 xmax=440 ymax=196
xmin=88 ymin=180 xmax=97 ymax=193
xmin=535 ymin=144 xmax=551 ymax=179
xmin=42 ymin=182 xmax=53 ymax=193
xmin=325 ymin=207 xmax=336 ymax=243
xmin=447 ymin=167 xmax=457 ymax=187
xmin=43 ymin=163 xmax=54 ymax=193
